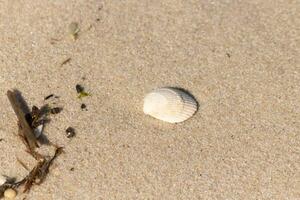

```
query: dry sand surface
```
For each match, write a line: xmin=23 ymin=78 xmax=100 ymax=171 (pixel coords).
xmin=0 ymin=0 xmax=299 ymax=199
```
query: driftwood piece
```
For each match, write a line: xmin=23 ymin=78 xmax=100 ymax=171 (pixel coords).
xmin=7 ymin=90 xmax=38 ymax=150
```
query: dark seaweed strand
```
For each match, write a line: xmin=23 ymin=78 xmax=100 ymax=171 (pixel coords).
xmin=44 ymin=94 xmax=54 ymax=100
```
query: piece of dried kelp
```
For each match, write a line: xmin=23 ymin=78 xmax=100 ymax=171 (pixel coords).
xmin=21 ymin=147 xmax=63 ymax=193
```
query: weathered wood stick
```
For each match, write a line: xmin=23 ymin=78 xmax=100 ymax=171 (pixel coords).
xmin=7 ymin=90 xmax=38 ymax=150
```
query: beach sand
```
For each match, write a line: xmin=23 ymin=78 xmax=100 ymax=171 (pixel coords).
xmin=0 ymin=0 xmax=299 ymax=199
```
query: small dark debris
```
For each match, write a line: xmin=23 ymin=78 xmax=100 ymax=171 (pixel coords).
xmin=70 ymin=167 xmax=75 ymax=171
xmin=61 ymin=58 xmax=71 ymax=66
xmin=122 ymin=144 xmax=130 ymax=148
xmin=44 ymin=94 xmax=59 ymax=100
xmin=29 ymin=105 xmax=49 ymax=129
xmin=0 ymin=138 xmax=3 ymax=142
xmin=50 ymin=107 xmax=63 ymax=114
xmin=76 ymin=84 xmax=84 ymax=93
xmin=96 ymin=18 xmax=100 ymax=22
xmin=81 ymin=103 xmax=87 ymax=110
xmin=226 ymin=53 xmax=231 ymax=58
xmin=66 ymin=127 xmax=76 ymax=138
xmin=76 ymin=84 xmax=90 ymax=98
xmin=31 ymin=106 xmax=40 ymax=116
xmin=50 ymin=38 xmax=61 ymax=44
xmin=44 ymin=94 xmax=54 ymax=100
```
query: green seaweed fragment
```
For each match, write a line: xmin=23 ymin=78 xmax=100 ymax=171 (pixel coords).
xmin=78 ymin=91 xmax=90 ymax=99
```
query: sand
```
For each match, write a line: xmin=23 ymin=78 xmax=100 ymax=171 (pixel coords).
xmin=0 ymin=0 xmax=299 ymax=199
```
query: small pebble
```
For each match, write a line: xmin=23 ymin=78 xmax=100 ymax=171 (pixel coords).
xmin=75 ymin=84 xmax=84 ymax=93
xmin=50 ymin=107 xmax=63 ymax=114
xmin=81 ymin=103 xmax=87 ymax=110
xmin=4 ymin=188 xmax=17 ymax=199
xmin=66 ymin=127 xmax=76 ymax=138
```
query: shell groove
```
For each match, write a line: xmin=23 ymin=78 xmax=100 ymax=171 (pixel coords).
xmin=143 ymin=87 xmax=198 ymax=123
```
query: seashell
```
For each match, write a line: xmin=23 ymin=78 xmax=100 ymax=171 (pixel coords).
xmin=143 ymin=87 xmax=198 ymax=123
xmin=34 ymin=124 xmax=44 ymax=138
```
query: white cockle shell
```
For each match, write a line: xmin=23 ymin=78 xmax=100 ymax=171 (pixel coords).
xmin=143 ymin=87 xmax=198 ymax=123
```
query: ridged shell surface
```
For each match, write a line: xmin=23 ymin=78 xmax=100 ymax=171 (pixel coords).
xmin=143 ymin=87 xmax=198 ymax=123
